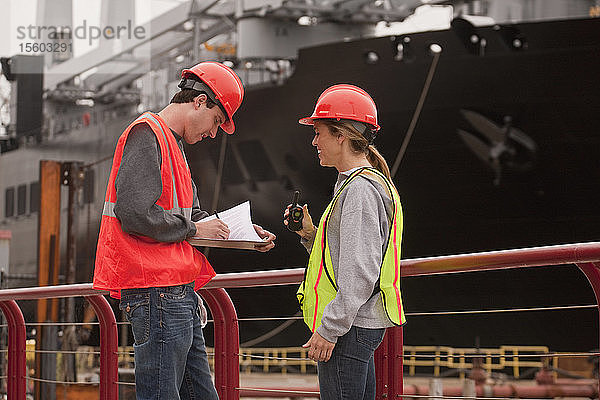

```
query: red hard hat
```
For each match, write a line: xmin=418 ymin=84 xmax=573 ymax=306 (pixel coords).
xmin=181 ymin=61 xmax=244 ymax=134
xmin=298 ymin=84 xmax=380 ymax=131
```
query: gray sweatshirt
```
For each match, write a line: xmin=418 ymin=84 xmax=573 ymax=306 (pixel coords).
xmin=114 ymin=122 xmax=208 ymax=242
xmin=302 ymin=167 xmax=396 ymax=343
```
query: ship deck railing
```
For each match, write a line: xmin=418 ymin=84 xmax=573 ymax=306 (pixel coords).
xmin=1 ymin=241 xmax=600 ymax=399
xmin=10 ymin=342 xmax=587 ymax=380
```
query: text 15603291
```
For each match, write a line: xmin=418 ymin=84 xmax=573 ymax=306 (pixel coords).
xmin=18 ymin=43 xmax=72 ymax=53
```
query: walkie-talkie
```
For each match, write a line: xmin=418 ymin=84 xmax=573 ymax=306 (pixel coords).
xmin=287 ymin=191 xmax=304 ymax=231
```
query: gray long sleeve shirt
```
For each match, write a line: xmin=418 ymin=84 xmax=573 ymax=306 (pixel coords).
xmin=113 ymin=122 xmax=208 ymax=242
xmin=302 ymin=167 xmax=396 ymax=343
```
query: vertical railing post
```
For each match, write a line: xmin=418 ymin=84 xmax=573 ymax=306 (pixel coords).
xmin=87 ymin=295 xmax=118 ymax=400
xmin=375 ymin=326 xmax=404 ymax=399
xmin=207 ymin=288 xmax=240 ymax=400
xmin=202 ymin=288 xmax=240 ymax=400
xmin=0 ymin=300 xmax=26 ymax=400
xmin=576 ymin=262 xmax=600 ymax=395
xmin=375 ymin=329 xmax=390 ymax=398
xmin=202 ymin=289 xmax=227 ymax=398
xmin=389 ymin=326 xmax=404 ymax=398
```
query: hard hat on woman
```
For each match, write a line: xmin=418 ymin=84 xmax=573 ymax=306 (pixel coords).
xmin=298 ymin=84 xmax=380 ymax=132
xmin=180 ymin=61 xmax=244 ymax=134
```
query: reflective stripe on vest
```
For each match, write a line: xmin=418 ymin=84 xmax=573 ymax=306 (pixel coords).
xmin=101 ymin=113 xmax=192 ymax=220
xmin=296 ymin=167 xmax=406 ymax=332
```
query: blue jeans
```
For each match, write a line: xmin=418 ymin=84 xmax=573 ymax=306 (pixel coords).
xmin=120 ymin=283 xmax=218 ymax=400
xmin=317 ymin=326 xmax=386 ymax=400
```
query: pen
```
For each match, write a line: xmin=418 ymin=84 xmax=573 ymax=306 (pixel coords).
xmin=213 ymin=210 xmax=220 ymax=219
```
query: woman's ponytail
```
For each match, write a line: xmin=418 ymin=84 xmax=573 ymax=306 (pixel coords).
xmin=366 ymin=145 xmax=393 ymax=182
xmin=324 ymin=120 xmax=395 ymax=185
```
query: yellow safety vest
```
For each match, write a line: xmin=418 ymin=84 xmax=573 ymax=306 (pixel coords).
xmin=297 ymin=167 xmax=406 ymax=332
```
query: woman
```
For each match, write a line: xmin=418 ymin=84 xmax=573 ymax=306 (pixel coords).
xmin=284 ymin=84 xmax=406 ymax=399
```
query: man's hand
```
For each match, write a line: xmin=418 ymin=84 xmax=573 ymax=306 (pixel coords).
xmin=303 ymin=331 xmax=335 ymax=362
xmin=194 ymin=219 xmax=230 ymax=239
xmin=253 ymin=224 xmax=276 ymax=252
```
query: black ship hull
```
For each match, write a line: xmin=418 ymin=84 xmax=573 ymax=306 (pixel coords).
xmin=189 ymin=17 xmax=600 ymax=350
xmin=2 ymin=17 xmax=599 ymax=353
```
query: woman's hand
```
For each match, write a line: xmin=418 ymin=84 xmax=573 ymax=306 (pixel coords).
xmin=253 ymin=224 xmax=276 ymax=252
xmin=303 ymin=331 xmax=335 ymax=362
xmin=193 ymin=219 xmax=230 ymax=239
xmin=283 ymin=204 xmax=316 ymax=241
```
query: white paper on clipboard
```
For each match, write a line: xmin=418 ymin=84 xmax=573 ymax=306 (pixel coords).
xmin=188 ymin=201 xmax=269 ymax=250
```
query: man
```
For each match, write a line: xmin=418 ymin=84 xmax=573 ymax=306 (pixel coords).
xmin=93 ymin=61 xmax=275 ymax=399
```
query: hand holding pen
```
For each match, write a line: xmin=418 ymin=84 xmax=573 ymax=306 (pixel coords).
xmin=192 ymin=211 xmax=230 ymax=239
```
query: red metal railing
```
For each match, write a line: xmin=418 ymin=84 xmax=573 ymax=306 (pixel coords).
xmin=1 ymin=241 xmax=599 ymax=399
xmin=0 ymin=286 xmax=238 ymax=399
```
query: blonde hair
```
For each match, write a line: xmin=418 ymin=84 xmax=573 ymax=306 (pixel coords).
xmin=320 ymin=120 xmax=393 ymax=182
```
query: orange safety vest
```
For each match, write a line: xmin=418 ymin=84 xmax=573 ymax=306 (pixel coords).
xmin=93 ymin=112 xmax=215 ymax=298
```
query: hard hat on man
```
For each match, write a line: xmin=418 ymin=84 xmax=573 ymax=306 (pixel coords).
xmin=180 ymin=61 xmax=244 ymax=134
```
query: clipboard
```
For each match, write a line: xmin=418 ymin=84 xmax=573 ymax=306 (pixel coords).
xmin=188 ymin=237 xmax=270 ymax=250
